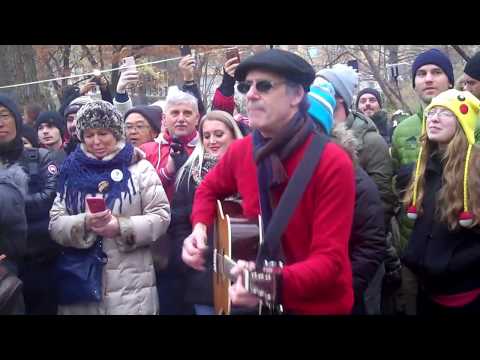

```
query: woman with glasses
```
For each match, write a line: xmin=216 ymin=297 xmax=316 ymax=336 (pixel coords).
xmin=167 ymin=110 xmax=243 ymax=315
xmin=124 ymin=106 xmax=163 ymax=147
xmin=402 ymin=89 xmax=480 ymax=314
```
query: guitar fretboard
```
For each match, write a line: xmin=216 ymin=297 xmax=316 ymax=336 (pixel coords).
xmin=214 ymin=252 xmax=249 ymax=289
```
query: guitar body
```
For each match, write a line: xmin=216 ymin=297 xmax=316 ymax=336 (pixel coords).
xmin=213 ymin=200 xmax=261 ymax=315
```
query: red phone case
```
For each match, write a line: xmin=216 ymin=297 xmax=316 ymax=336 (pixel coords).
xmin=87 ymin=197 xmax=107 ymax=213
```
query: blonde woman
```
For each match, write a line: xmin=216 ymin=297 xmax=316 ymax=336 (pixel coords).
xmin=402 ymin=89 xmax=480 ymax=314
xmin=163 ymin=110 xmax=243 ymax=315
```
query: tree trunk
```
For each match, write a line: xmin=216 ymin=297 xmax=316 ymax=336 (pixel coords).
xmin=0 ymin=45 xmax=44 ymax=108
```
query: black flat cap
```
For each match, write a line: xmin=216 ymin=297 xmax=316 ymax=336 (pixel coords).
xmin=234 ymin=49 xmax=315 ymax=91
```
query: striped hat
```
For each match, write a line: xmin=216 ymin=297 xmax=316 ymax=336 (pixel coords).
xmin=307 ymin=77 xmax=336 ymax=134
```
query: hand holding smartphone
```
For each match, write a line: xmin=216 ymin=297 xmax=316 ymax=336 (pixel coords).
xmin=121 ymin=56 xmax=136 ymax=73
xmin=86 ymin=197 xmax=107 ymax=213
xmin=226 ymin=48 xmax=241 ymax=64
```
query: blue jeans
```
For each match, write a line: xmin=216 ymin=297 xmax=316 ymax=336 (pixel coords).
xmin=194 ymin=304 xmax=258 ymax=315
xmin=194 ymin=304 xmax=215 ymax=315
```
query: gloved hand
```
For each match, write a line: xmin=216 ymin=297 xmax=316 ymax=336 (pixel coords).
xmin=170 ymin=138 xmax=189 ymax=171
xmin=116 ymin=69 xmax=139 ymax=94
xmin=383 ymin=260 xmax=402 ymax=291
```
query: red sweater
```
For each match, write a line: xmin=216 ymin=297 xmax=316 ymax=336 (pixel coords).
xmin=192 ymin=134 xmax=356 ymax=314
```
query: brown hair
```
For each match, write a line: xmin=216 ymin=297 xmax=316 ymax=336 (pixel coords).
xmin=403 ymin=126 xmax=480 ymax=230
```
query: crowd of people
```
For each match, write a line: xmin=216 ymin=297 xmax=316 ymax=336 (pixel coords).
xmin=1 ymin=46 xmax=480 ymax=315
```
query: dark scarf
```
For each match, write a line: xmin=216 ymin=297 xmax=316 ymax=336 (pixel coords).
xmin=64 ymin=136 xmax=80 ymax=155
xmin=252 ymin=111 xmax=314 ymax=230
xmin=0 ymin=136 xmax=24 ymax=165
xmin=57 ymin=142 xmax=136 ymax=215
xmin=191 ymin=152 xmax=218 ymax=186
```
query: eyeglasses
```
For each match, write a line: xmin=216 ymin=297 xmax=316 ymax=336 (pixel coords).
xmin=236 ymin=80 xmax=286 ymax=94
xmin=125 ymin=124 xmax=151 ymax=132
xmin=426 ymin=108 xmax=456 ymax=120
xmin=0 ymin=113 xmax=13 ymax=123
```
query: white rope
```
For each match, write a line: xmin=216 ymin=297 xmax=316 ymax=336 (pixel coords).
xmin=0 ymin=47 xmax=239 ymax=90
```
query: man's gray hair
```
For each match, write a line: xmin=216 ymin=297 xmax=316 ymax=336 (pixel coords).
xmin=165 ymin=90 xmax=199 ymax=114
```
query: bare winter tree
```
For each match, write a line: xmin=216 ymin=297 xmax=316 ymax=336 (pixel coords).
xmin=0 ymin=45 xmax=44 ymax=108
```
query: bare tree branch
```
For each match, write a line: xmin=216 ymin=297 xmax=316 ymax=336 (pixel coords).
xmin=450 ymin=45 xmax=471 ymax=62
xmin=358 ymin=45 xmax=412 ymax=112
xmin=80 ymin=45 xmax=98 ymax=67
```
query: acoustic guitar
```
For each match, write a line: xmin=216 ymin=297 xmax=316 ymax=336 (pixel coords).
xmin=212 ymin=200 xmax=283 ymax=315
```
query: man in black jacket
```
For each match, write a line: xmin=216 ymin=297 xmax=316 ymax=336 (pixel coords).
xmin=0 ymin=94 xmax=61 ymax=315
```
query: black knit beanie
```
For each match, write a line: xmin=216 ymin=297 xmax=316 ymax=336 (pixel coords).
xmin=464 ymin=51 xmax=480 ymax=81
xmin=124 ymin=105 xmax=163 ymax=134
xmin=356 ymin=87 xmax=382 ymax=109
xmin=35 ymin=111 xmax=66 ymax=139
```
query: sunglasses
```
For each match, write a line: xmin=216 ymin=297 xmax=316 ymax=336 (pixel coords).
xmin=237 ymin=80 xmax=286 ymax=94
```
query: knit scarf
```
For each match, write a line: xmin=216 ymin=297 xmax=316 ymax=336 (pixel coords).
xmin=191 ymin=151 xmax=219 ymax=187
xmin=163 ymin=129 xmax=197 ymax=146
xmin=253 ymin=111 xmax=314 ymax=230
xmin=57 ymin=142 xmax=136 ymax=215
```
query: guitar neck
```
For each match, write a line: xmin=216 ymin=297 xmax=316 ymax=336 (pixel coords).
xmin=214 ymin=251 xmax=250 ymax=290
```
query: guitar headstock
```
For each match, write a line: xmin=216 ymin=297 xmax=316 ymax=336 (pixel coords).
xmin=247 ymin=260 xmax=284 ymax=314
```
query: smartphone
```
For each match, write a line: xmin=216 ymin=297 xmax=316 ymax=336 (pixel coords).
xmin=226 ymin=48 xmax=240 ymax=64
xmin=121 ymin=56 xmax=136 ymax=72
xmin=179 ymin=45 xmax=191 ymax=57
xmin=86 ymin=197 xmax=107 ymax=213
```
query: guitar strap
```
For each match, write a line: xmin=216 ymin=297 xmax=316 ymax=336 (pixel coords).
xmin=255 ymin=132 xmax=329 ymax=268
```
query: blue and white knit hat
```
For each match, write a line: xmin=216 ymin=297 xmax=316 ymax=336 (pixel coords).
xmin=307 ymin=78 xmax=337 ymax=134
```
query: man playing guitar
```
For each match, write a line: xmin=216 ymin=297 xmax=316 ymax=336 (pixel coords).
xmin=182 ymin=49 xmax=356 ymax=315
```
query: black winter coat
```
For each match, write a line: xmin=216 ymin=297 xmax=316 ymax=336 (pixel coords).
xmin=167 ymin=171 xmax=214 ymax=306
xmin=350 ymin=166 xmax=388 ymax=298
xmin=0 ymin=165 xmax=28 ymax=268
xmin=17 ymin=148 xmax=60 ymax=261
xmin=403 ymin=154 xmax=480 ymax=295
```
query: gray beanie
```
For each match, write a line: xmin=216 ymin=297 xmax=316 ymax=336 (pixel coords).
xmin=76 ymin=100 xmax=124 ymax=142
xmin=64 ymin=96 xmax=93 ymax=117
xmin=316 ymin=64 xmax=358 ymax=109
